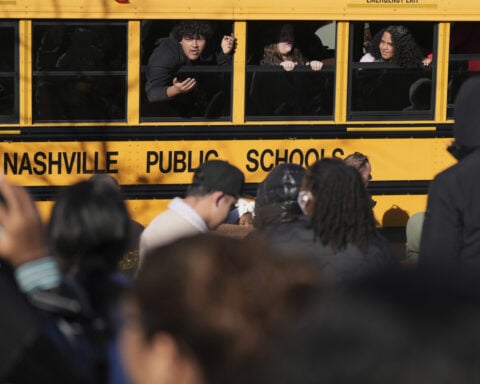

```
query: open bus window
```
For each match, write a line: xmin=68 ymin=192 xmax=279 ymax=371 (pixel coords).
xmin=0 ymin=23 xmax=18 ymax=123
xmin=140 ymin=20 xmax=234 ymax=122
xmin=32 ymin=22 xmax=127 ymax=122
xmin=348 ymin=21 xmax=436 ymax=120
xmin=245 ymin=21 xmax=335 ymax=121
xmin=447 ymin=22 xmax=480 ymax=118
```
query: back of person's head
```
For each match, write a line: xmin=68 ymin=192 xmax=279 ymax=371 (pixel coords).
xmin=343 ymin=151 xmax=370 ymax=171
xmin=172 ymin=20 xmax=213 ymax=41
xmin=303 ymin=158 xmax=377 ymax=252
xmin=235 ymin=270 xmax=480 ymax=384
xmin=405 ymin=211 xmax=425 ymax=262
xmin=48 ymin=179 xmax=130 ymax=275
xmin=188 ymin=159 xmax=245 ymax=198
xmin=254 ymin=163 xmax=306 ymax=229
xmin=130 ymin=233 xmax=322 ymax=384
xmin=89 ymin=173 xmax=121 ymax=191
xmin=452 ymin=76 xmax=480 ymax=150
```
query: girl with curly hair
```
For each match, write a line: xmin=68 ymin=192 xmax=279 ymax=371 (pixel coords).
xmin=360 ymin=25 xmax=431 ymax=67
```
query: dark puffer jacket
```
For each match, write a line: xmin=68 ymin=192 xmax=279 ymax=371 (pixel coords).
xmin=254 ymin=163 xmax=306 ymax=229
xmin=419 ymin=76 xmax=480 ymax=287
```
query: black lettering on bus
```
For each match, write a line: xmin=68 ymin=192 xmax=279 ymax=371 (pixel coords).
xmin=204 ymin=150 xmax=219 ymax=162
xmin=159 ymin=151 xmax=172 ymax=173
xmin=246 ymin=149 xmax=259 ymax=172
xmin=275 ymin=149 xmax=288 ymax=164
xmin=3 ymin=153 xmax=17 ymax=175
xmin=49 ymin=152 xmax=62 ymax=175
xmin=147 ymin=150 xmax=220 ymax=174
xmin=173 ymin=151 xmax=187 ymax=172
xmin=146 ymin=151 xmax=158 ymax=173
xmin=106 ymin=151 xmax=119 ymax=173
xmin=260 ymin=149 xmax=275 ymax=172
xmin=62 ymin=152 xmax=74 ymax=174
xmin=80 ymin=152 xmax=90 ymax=174
xmin=288 ymin=149 xmax=304 ymax=165
xmin=305 ymin=148 xmax=320 ymax=167
xmin=19 ymin=153 xmax=33 ymax=175
xmin=33 ymin=152 xmax=47 ymax=175
xmin=332 ymin=148 xmax=344 ymax=158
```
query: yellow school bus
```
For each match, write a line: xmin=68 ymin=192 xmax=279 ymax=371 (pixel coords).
xmin=0 ymin=0 xmax=478 ymax=229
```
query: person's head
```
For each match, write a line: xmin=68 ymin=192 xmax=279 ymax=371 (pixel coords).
xmin=263 ymin=23 xmax=304 ymax=64
xmin=276 ymin=23 xmax=295 ymax=57
xmin=369 ymin=25 xmax=424 ymax=66
xmin=172 ymin=21 xmax=213 ymax=60
xmin=48 ymin=179 xmax=130 ymax=276
xmin=448 ymin=76 xmax=480 ymax=160
xmin=241 ymin=271 xmax=480 ymax=384
xmin=405 ymin=211 xmax=425 ymax=263
xmin=379 ymin=30 xmax=395 ymax=61
xmin=89 ymin=173 xmax=121 ymax=191
xmin=343 ymin=152 xmax=372 ymax=186
xmin=299 ymin=158 xmax=377 ymax=252
xmin=254 ymin=163 xmax=306 ymax=229
xmin=187 ymin=160 xmax=245 ymax=229
xmin=121 ymin=233 xmax=322 ymax=384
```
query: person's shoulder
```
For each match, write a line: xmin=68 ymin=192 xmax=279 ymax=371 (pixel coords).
xmin=360 ymin=53 xmax=376 ymax=62
xmin=149 ymin=36 xmax=182 ymax=60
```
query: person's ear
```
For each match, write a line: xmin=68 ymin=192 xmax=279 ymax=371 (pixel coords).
xmin=146 ymin=332 xmax=180 ymax=383
xmin=149 ymin=332 xmax=203 ymax=384
xmin=212 ymin=191 xmax=224 ymax=207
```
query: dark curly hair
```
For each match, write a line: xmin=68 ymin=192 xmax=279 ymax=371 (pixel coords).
xmin=368 ymin=25 xmax=424 ymax=67
xmin=172 ymin=20 xmax=213 ymax=41
xmin=303 ymin=158 xmax=377 ymax=253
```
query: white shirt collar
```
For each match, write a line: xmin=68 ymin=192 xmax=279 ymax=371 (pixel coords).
xmin=168 ymin=197 xmax=209 ymax=232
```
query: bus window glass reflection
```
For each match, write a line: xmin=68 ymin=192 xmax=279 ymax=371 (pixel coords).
xmin=140 ymin=20 xmax=234 ymax=122
xmin=245 ymin=21 xmax=335 ymax=121
xmin=348 ymin=21 xmax=435 ymax=120
xmin=447 ymin=22 xmax=480 ymax=118
xmin=32 ymin=22 xmax=127 ymax=122
xmin=0 ymin=24 xmax=17 ymax=123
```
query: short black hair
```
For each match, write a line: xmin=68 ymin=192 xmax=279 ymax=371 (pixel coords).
xmin=48 ymin=179 xmax=130 ymax=273
xmin=172 ymin=20 xmax=213 ymax=41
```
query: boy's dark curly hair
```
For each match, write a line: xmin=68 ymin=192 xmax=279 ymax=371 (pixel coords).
xmin=172 ymin=20 xmax=213 ymax=41
xmin=303 ymin=158 xmax=378 ymax=253
xmin=369 ymin=25 xmax=425 ymax=67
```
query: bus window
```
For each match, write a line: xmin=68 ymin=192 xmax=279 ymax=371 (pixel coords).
xmin=0 ymin=23 xmax=18 ymax=123
xmin=245 ymin=21 xmax=335 ymax=121
xmin=32 ymin=22 xmax=127 ymax=122
xmin=348 ymin=22 xmax=436 ymax=120
xmin=140 ymin=20 xmax=234 ymax=122
xmin=447 ymin=22 xmax=480 ymax=118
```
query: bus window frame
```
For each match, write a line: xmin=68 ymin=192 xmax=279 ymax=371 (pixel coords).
xmin=139 ymin=19 xmax=235 ymax=123
xmin=31 ymin=20 xmax=128 ymax=124
xmin=346 ymin=21 xmax=438 ymax=122
xmin=0 ymin=21 xmax=19 ymax=124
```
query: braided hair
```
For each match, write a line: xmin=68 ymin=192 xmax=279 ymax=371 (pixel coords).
xmin=303 ymin=158 xmax=378 ymax=253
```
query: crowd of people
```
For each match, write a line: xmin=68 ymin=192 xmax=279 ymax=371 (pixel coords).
xmin=3 ymin=31 xmax=480 ymax=383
